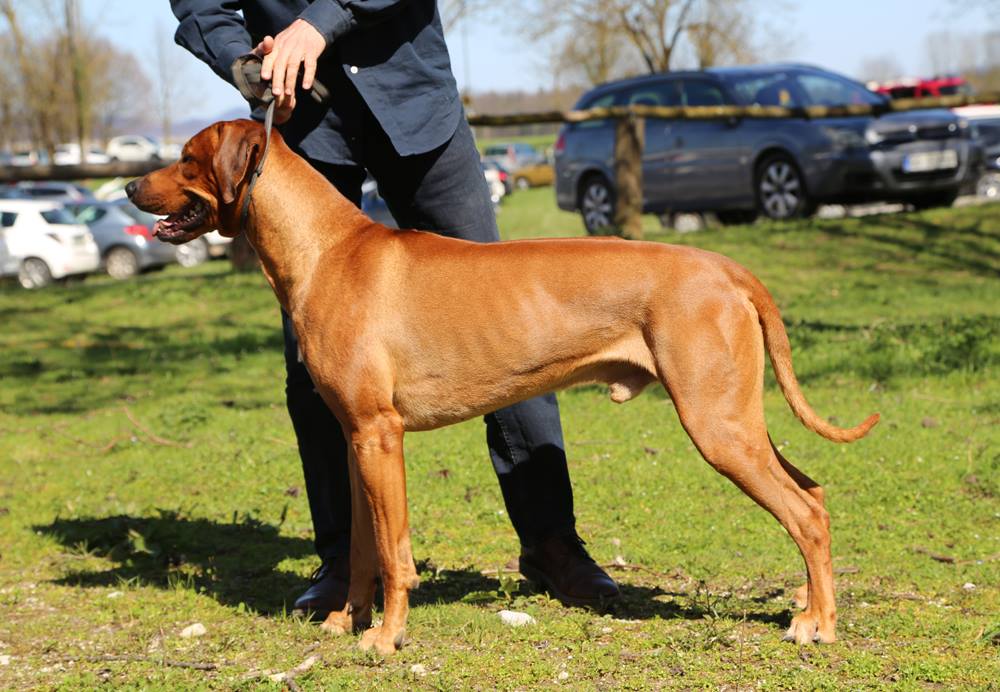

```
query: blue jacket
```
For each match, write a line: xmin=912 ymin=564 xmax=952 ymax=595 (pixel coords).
xmin=171 ymin=0 xmax=462 ymax=163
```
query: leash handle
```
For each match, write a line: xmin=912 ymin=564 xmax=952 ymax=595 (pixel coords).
xmin=231 ymin=53 xmax=330 ymax=107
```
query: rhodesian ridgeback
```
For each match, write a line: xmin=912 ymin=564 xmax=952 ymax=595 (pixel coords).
xmin=127 ymin=119 xmax=878 ymax=655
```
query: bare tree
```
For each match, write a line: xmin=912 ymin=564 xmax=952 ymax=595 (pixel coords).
xmin=63 ymin=0 xmax=90 ymax=150
xmin=857 ymin=55 xmax=904 ymax=84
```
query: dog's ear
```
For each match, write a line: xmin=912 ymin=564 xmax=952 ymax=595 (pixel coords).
xmin=213 ymin=122 xmax=263 ymax=205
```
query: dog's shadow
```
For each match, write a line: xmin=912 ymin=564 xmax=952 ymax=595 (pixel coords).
xmin=37 ymin=513 xmax=789 ymax=628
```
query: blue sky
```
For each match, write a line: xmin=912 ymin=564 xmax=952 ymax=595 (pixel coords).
xmin=85 ymin=0 xmax=995 ymax=121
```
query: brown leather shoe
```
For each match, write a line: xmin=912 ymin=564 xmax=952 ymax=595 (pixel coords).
xmin=292 ymin=557 xmax=350 ymax=619
xmin=519 ymin=533 xmax=620 ymax=607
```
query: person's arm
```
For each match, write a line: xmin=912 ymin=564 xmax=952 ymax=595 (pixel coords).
xmin=297 ymin=0 xmax=413 ymax=46
xmin=171 ymin=0 xmax=253 ymax=88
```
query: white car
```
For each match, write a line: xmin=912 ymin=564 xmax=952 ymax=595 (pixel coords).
xmin=106 ymin=135 xmax=161 ymax=162
xmin=53 ymin=143 xmax=112 ymax=166
xmin=0 ymin=200 xmax=100 ymax=288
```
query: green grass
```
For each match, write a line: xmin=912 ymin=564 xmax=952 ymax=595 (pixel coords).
xmin=1 ymin=197 xmax=998 ymax=689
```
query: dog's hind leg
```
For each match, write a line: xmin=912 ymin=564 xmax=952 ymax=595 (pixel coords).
xmin=769 ymin=437 xmax=828 ymax=611
xmin=651 ymin=304 xmax=837 ymax=644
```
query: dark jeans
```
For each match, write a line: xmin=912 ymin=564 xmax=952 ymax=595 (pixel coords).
xmin=282 ymin=116 xmax=576 ymax=561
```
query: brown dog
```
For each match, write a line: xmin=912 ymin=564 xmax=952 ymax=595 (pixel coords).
xmin=128 ymin=119 xmax=878 ymax=654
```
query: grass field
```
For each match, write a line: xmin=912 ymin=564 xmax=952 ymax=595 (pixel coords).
xmin=1 ymin=192 xmax=998 ymax=689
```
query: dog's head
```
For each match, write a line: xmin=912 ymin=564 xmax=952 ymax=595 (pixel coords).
xmin=126 ymin=120 xmax=265 ymax=243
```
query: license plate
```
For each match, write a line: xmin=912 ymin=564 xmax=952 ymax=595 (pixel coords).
xmin=902 ymin=150 xmax=958 ymax=173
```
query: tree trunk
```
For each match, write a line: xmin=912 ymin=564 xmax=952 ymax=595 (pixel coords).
xmin=613 ymin=113 xmax=645 ymax=240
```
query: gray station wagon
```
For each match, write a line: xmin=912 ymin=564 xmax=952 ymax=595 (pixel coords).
xmin=554 ymin=64 xmax=982 ymax=232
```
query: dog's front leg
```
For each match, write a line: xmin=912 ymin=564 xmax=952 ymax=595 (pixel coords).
xmin=321 ymin=448 xmax=378 ymax=636
xmin=349 ymin=410 xmax=418 ymax=655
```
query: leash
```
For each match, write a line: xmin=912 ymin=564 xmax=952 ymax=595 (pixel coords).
xmin=238 ymin=99 xmax=276 ymax=234
xmin=231 ymin=53 xmax=330 ymax=233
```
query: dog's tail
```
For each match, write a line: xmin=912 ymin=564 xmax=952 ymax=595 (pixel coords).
xmin=743 ymin=271 xmax=879 ymax=443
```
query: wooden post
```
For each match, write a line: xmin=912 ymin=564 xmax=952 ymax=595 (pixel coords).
xmin=613 ymin=113 xmax=644 ymax=240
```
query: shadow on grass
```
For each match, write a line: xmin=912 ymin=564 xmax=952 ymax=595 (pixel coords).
xmin=36 ymin=513 xmax=791 ymax=629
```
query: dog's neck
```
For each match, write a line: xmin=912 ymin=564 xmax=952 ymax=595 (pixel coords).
xmin=237 ymin=142 xmax=371 ymax=313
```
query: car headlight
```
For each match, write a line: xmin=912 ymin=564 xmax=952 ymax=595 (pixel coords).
xmin=864 ymin=128 xmax=884 ymax=146
xmin=822 ymin=126 xmax=868 ymax=150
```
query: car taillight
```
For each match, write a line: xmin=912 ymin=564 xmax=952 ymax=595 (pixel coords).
xmin=554 ymin=131 xmax=566 ymax=155
xmin=125 ymin=224 xmax=153 ymax=239
xmin=498 ymin=171 xmax=508 ymax=182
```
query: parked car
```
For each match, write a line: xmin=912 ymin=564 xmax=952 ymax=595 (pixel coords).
xmin=481 ymin=161 xmax=507 ymax=205
xmin=483 ymin=159 xmax=515 ymax=196
xmin=8 ymin=149 xmax=43 ymax=167
xmin=483 ymin=142 xmax=545 ymax=172
xmin=53 ymin=143 xmax=111 ymax=166
xmin=0 ymin=199 xmax=100 ymax=288
xmin=361 ymin=176 xmax=397 ymax=227
xmin=15 ymin=181 xmax=95 ymax=203
xmin=513 ymin=158 xmax=555 ymax=189
xmin=65 ymin=201 xmax=178 ymax=279
xmin=555 ymin=64 xmax=982 ymax=232
xmin=871 ymin=76 xmax=972 ymax=100
xmin=954 ymin=104 xmax=1000 ymax=199
xmin=106 ymin=135 xmax=161 ymax=162
xmin=115 ymin=202 xmax=231 ymax=266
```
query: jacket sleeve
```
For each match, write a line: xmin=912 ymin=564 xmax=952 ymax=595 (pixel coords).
xmin=298 ymin=0 xmax=413 ymax=46
xmin=171 ymin=0 xmax=253 ymax=87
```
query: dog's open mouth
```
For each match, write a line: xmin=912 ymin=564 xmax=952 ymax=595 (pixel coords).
xmin=153 ymin=198 xmax=208 ymax=242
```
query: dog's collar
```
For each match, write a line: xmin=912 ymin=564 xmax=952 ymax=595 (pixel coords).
xmin=239 ymin=99 xmax=276 ymax=234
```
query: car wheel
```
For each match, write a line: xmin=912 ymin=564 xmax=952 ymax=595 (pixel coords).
xmin=515 ymin=176 xmax=531 ymax=191
xmin=715 ymin=210 xmax=759 ymax=226
xmin=910 ymin=189 xmax=959 ymax=210
xmin=579 ymin=175 xmax=615 ymax=235
xmin=18 ymin=257 xmax=53 ymax=289
xmin=105 ymin=247 xmax=140 ymax=280
xmin=175 ymin=238 xmax=209 ymax=267
xmin=755 ymin=154 xmax=814 ymax=220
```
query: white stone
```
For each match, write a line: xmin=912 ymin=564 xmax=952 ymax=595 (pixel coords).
xmin=0 ymin=655 xmax=10 ymax=666
xmin=558 ymin=671 xmax=569 ymax=680
xmin=180 ymin=623 xmax=207 ymax=638
xmin=962 ymin=582 xmax=976 ymax=591
xmin=107 ymin=591 xmax=124 ymax=599
xmin=410 ymin=663 xmax=428 ymax=676
xmin=498 ymin=610 xmax=535 ymax=627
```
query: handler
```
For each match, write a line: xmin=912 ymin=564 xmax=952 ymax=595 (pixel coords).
xmin=170 ymin=0 xmax=619 ymax=616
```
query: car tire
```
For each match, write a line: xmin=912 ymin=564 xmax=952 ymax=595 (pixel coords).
xmin=910 ymin=189 xmax=959 ymax=210
xmin=976 ymin=172 xmax=1000 ymax=199
xmin=715 ymin=210 xmax=759 ymax=226
xmin=515 ymin=176 xmax=531 ymax=191
xmin=755 ymin=154 xmax=815 ymax=220
xmin=18 ymin=257 xmax=53 ymax=289
xmin=105 ymin=247 xmax=140 ymax=280
xmin=579 ymin=174 xmax=616 ymax=235
xmin=175 ymin=238 xmax=209 ymax=267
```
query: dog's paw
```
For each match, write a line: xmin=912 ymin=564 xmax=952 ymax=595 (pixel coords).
xmin=320 ymin=611 xmax=352 ymax=636
xmin=358 ymin=625 xmax=404 ymax=655
xmin=783 ymin=612 xmax=836 ymax=645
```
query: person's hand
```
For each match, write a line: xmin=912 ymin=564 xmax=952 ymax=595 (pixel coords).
xmin=254 ymin=20 xmax=326 ymax=124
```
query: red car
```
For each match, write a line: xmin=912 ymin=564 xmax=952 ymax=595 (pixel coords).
xmin=872 ymin=76 xmax=972 ymax=100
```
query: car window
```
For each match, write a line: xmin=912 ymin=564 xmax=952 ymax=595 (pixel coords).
xmin=680 ymin=80 xmax=726 ymax=107
xmin=795 ymin=73 xmax=883 ymax=106
xmin=973 ymin=119 xmax=1000 ymax=146
xmin=40 ymin=208 xmax=78 ymax=225
xmin=1 ymin=212 xmax=17 ymax=227
xmin=625 ymin=80 xmax=681 ymax=107
xmin=577 ymin=91 xmax=619 ymax=129
xmin=726 ymin=73 xmax=804 ymax=107
xmin=73 ymin=206 xmax=106 ymax=224
xmin=483 ymin=145 xmax=506 ymax=157
xmin=887 ymin=86 xmax=918 ymax=99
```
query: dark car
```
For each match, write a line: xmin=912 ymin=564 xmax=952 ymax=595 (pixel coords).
xmin=555 ymin=64 xmax=982 ymax=232
xmin=65 ymin=201 xmax=178 ymax=279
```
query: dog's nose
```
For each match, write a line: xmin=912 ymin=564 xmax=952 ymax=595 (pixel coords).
xmin=125 ymin=180 xmax=138 ymax=199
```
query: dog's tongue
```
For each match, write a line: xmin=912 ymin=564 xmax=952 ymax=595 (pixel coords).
xmin=153 ymin=218 xmax=173 ymax=237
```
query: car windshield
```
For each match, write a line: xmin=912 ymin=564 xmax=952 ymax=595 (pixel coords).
xmin=40 ymin=208 xmax=78 ymax=225
xmin=725 ymin=71 xmax=884 ymax=108
xmin=116 ymin=203 xmax=159 ymax=226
